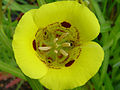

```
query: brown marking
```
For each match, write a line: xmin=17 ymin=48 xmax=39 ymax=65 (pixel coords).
xmin=58 ymin=54 xmax=63 ymax=59
xmin=70 ymin=41 xmax=75 ymax=47
xmin=45 ymin=32 xmax=47 ymax=35
xmin=48 ymin=61 xmax=51 ymax=63
xmin=48 ymin=57 xmax=53 ymax=60
xmin=63 ymin=55 xmax=69 ymax=62
xmin=37 ymin=42 xmax=40 ymax=47
xmin=48 ymin=22 xmax=59 ymax=26
xmin=56 ymin=34 xmax=61 ymax=37
xmin=56 ymin=29 xmax=65 ymax=32
xmin=41 ymin=60 xmax=46 ymax=64
xmin=77 ymin=48 xmax=81 ymax=59
xmin=35 ymin=29 xmax=41 ymax=37
xmin=33 ymin=40 xmax=36 ymax=50
xmin=65 ymin=60 xmax=75 ymax=67
xmin=61 ymin=21 xmax=71 ymax=28
xmin=70 ymin=42 xmax=73 ymax=46
xmin=48 ymin=66 xmax=61 ymax=69
xmin=47 ymin=57 xmax=54 ymax=63
xmin=75 ymin=27 xmax=80 ymax=40
xmin=59 ymin=55 xmax=69 ymax=64
xmin=42 ymin=43 xmax=47 ymax=47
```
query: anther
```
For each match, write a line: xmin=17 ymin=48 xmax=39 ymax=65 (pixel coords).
xmin=54 ymin=38 xmax=58 ymax=43
xmin=38 ymin=47 xmax=51 ymax=51
xmin=59 ymin=49 xmax=68 ymax=56
xmin=62 ymin=43 xmax=71 ymax=47
xmin=58 ymin=33 xmax=69 ymax=41
xmin=54 ymin=50 xmax=58 ymax=54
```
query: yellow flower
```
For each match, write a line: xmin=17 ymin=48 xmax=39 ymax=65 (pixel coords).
xmin=12 ymin=1 xmax=104 ymax=90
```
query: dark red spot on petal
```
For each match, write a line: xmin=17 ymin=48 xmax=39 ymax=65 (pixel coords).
xmin=45 ymin=32 xmax=47 ymax=35
xmin=58 ymin=54 xmax=63 ymax=59
xmin=56 ymin=29 xmax=65 ymax=32
xmin=56 ymin=34 xmax=61 ymax=37
xmin=48 ymin=57 xmax=53 ymax=63
xmin=48 ymin=57 xmax=53 ymax=60
xmin=61 ymin=21 xmax=71 ymax=28
xmin=65 ymin=60 xmax=75 ymax=67
xmin=48 ymin=61 xmax=51 ymax=63
xmin=33 ymin=40 xmax=36 ymax=50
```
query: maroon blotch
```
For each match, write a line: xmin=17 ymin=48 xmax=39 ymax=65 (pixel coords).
xmin=65 ymin=60 xmax=75 ymax=67
xmin=48 ymin=57 xmax=53 ymax=60
xmin=61 ymin=21 xmax=71 ymax=28
xmin=33 ymin=40 xmax=36 ymax=50
xmin=45 ymin=32 xmax=47 ymax=35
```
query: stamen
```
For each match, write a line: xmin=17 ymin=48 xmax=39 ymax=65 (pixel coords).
xmin=54 ymin=50 xmax=58 ymax=54
xmin=54 ymin=38 xmax=58 ymax=43
xmin=58 ymin=33 xmax=69 ymax=41
xmin=59 ymin=49 xmax=68 ymax=56
xmin=38 ymin=47 xmax=51 ymax=51
xmin=62 ymin=42 xmax=71 ymax=47
xmin=56 ymin=43 xmax=60 ymax=48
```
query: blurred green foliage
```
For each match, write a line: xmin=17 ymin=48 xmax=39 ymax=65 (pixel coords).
xmin=0 ymin=0 xmax=120 ymax=90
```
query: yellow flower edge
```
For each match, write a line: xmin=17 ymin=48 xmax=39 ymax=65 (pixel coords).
xmin=39 ymin=41 xmax=104 ymax=90
xmin=34 ymin=1 xmax=100 ymax=42
xmin=12 ymin=9 xmax=48 ymax=79
xmin=12 ymin=1 xmax=104 ymax=90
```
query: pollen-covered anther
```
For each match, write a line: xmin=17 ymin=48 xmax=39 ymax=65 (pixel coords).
xmin=54 ymin=50 xmax=58 ymax=54
xmin=59 ymin=49 xmax=68 ymax=56
xmin=54 ymin=38 xmax=58 ymax=43
xmin=62 ymin=43 xmax=71 ymax=47
xmin=38 ymin=47 xmax=52 ymax=51
xmin=58 ymin=33 xmax=69 ymax=41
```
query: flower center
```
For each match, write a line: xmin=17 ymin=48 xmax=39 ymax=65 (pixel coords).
xmin=33 ymin=21 xmax=81 ymax=69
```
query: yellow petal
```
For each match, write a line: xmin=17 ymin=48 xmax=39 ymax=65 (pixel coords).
xmin=39 ymin=41 xmax=104 ymax=90
xmin=34 ymin=1 xmax=100 ymax=41
xmin=12 ymin=9 xmax=48 ymax=79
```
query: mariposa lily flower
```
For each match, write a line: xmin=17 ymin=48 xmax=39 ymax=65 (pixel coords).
xmin=12 ymin=1 xmax=104 ymax=90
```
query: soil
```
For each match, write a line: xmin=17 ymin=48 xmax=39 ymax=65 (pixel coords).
xmin=0 ymin=78 xmax=32 ymax=90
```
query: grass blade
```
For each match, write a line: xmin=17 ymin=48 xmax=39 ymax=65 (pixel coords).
xmin=26 ymin=76 xmax=44 ymax=90
xmin=0 ymin=60 xmax=26 ymax=80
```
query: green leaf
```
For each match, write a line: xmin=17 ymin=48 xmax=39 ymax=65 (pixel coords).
xmin=26 ymin=76 xmax=44 ymax=90
xmin=115 ymin=83 xmax=120 ymax=90
xmin=0 ymin=60 xmax=26 ymax=80
xmin=98 ymin=50 xmax=109 ymax=89
xmin=104 ymin=74 xmax=114 ymax=90
xmin=0 ymin=28 xmax=12 ymax=51
xmin=3 ymin=0 xmax=38 ymax=13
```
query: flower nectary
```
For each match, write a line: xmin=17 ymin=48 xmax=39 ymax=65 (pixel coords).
xmin=33 ymin=21 xmax=81 ymax=69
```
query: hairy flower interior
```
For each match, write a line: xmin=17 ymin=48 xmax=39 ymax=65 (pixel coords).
xmin=34 ymin=21 xmax=81 ymax=69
